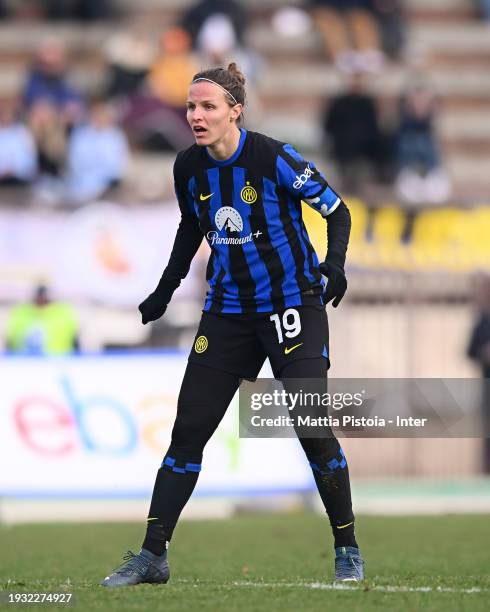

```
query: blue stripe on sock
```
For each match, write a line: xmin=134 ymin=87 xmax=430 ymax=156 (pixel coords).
xmin=310 ymin=448 xmax=347 ymax=474
xmin=162 ymin=456 xmax=201 ymax=474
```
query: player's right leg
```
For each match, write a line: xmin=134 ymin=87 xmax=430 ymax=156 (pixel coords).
xmin=100 ymin=361 xmax=241 ymax=587
xmin=101 ymin=312 xmax=264 ymax=588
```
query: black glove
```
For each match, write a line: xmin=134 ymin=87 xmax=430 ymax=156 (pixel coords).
xmin=319 ymin=261 xmax=347 ymax=308
xmin=138 ymin=278 xmax=179 ymax=324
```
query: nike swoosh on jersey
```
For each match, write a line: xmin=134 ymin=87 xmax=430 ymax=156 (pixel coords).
xmin=200 ymin=192 xmax=214 ymax=201
xmin=284 ymin=343 xmax=303 ymax=355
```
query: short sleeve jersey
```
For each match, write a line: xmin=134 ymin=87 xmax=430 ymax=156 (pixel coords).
xmin=173 ymin=128 xmax=341 ymax=314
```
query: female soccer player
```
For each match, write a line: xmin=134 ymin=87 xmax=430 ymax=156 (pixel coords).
xmin=101 ymin=63 xmax=364 ymax=587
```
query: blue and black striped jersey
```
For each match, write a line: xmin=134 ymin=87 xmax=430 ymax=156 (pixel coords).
xmin=173 ymin=129 xmax=342 ymax=314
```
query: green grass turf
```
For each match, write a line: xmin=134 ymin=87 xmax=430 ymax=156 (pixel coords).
xmin=1 ymin=514 xmax=489 ymax=612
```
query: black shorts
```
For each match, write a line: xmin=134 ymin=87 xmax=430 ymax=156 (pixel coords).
xmin=188 ymin=304 xmax=329 ymax=379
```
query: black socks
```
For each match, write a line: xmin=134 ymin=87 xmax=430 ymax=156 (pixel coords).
xmin=141 ymin=458 xmax=201 ymax=555
xmin=142 ymin=522 xmax=168 ymax=557
xmin=332 ymin=521 xmax=358 ymax=549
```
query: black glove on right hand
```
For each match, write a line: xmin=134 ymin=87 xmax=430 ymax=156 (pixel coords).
xmin=138 ymin=278 xmax=179 ymax=324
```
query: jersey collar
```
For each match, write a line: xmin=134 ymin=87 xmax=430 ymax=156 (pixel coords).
xmin=205 ymin=128 xmax=247 ymax=166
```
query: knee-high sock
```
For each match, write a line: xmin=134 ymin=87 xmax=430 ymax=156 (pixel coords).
xmin=143 ymin=455 xmax=201 ymax=554
xmin=142 ymin=363 xmax=240 ymax=555
xmin=281 ymin=358 xmax=358 ymax=549
xmin=301 ymin=438 xmax=357 ymax=548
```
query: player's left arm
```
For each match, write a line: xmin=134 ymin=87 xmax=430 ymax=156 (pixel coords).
xmin=276 ymin=144 xmax=351 ymax=307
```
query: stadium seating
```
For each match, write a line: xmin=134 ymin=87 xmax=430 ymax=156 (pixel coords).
xmin=303 ymin=198 xmax=490 ymax=272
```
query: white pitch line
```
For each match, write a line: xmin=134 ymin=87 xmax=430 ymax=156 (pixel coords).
xmin=174 ymin=578 xmax=488 ymax=595
xmin=230 ymin=581 xmax=488 ymax=595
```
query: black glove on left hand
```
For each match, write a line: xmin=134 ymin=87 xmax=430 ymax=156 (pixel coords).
xmin=319 ymin=261 xmax=347 ymax=308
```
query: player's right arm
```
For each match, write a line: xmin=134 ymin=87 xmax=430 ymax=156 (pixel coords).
xmin=138 ymin=155 xmax=203 ymax=324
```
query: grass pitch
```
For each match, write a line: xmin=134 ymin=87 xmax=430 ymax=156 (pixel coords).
xmin=1 ymin=513 xmax=489 ymax=611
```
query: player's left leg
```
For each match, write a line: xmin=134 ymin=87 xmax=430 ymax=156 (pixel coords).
xmin=280 ymin=357 xmax=364 ymax=581
xmin=101 ymin=312 xmax=263 ymax=588
xmin=259 ymin=304 xmax=364 ymax=580
xmin=101 ymin=362 xmax=241 ymax=588
xmin=142 ymin=362 xmax=241 ymax=554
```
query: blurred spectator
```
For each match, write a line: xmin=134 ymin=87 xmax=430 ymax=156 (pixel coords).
xmin=180 ymin=0 xmax=259 ymax=80
xmin=22 ymin=39 xmax=84 ymax=126
xmin=0 ymin=100 xmax=37 ymax=186
xmin=373 ymin=0 xmax=405 ymax=58
xmin=66 ymin=99 xmax=129 ymax=203
xmin=148 ymin=27 xmax=198 ymax=109
xmin=196 ymin=12 xmax=256 ymax=78
xmin=28 ymin=99 xmax=67 ymax=177
xmin=395 ymin=82 xmax=451 ymax=205
xmin=5 ymin=284 xmax=79 ymax=355
xmin=181 ymin=0 xmax=247 ymax=49
xmin=44 ymin=0 xmax=114 ymax=21
xmin=476 ymin=0 xmax=490 ymax=21
xmin=28 ymin=99 xmax=68 ymax=205
xmin=322 ymin=72 xmax=392 ymax=192
xmin=270 ymin=6 xmax=314 ymax=38
xmin=122 ymin=27 xmax=196 ymax=152
xmin=104 ymin=24 xmax=156 ymax=99
xmin=467 ymin=274 xmax=490 ymax=473
xmin=309 ymin=0 xmax=385 ymax=73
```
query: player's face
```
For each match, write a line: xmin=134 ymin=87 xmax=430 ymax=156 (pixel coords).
xmin=186 ymin=81 xmax=241 ymax=146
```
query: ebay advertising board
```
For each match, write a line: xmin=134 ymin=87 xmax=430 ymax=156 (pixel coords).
xmin=0 ymin=353 xmax=313 ymax=498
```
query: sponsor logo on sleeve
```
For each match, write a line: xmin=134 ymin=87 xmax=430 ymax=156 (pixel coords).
xmin=293 ymin=164 xmax=314 ymax=189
